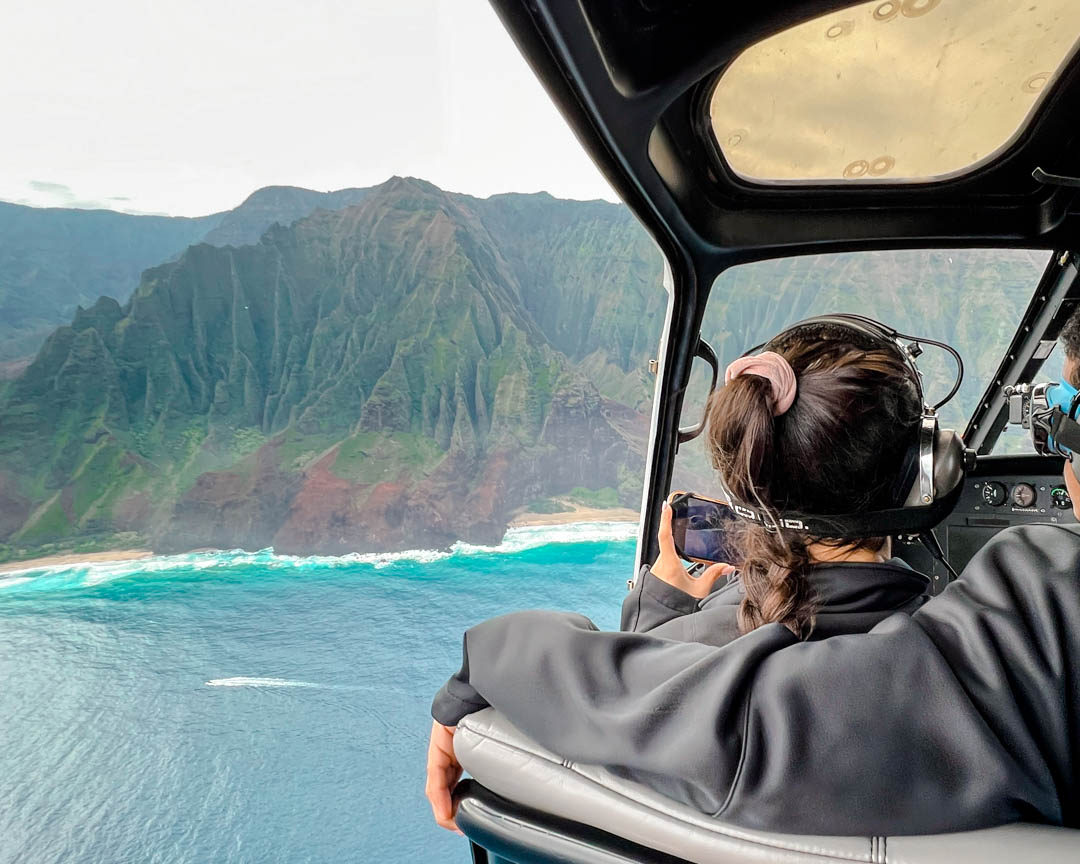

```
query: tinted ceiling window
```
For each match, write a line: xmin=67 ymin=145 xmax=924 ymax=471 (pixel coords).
xmin=709 ymin=0 xmax=1080 ymax=184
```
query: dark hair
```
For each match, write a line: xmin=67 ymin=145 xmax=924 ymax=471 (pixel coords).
xmin=705 ymin=323 xmax=922 ymax=638
xmin=1061 ymin=305 xmax=1080 ymax=388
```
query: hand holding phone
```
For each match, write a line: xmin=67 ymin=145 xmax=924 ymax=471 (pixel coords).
xmin=667 ymin=491 xmax=737 ymax=564
xmin=650 ymin=498 xmax=735 ymax=599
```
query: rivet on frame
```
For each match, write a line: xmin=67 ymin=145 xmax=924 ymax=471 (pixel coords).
xmin=868 ymin=155 xmax=896 ymax=176
xmin=843 ymin=159 xmax=870 ymax=178
xmin=825 ymin=20 xmax=855 ymax=39
xmin=901 ymin=0 xmax=940 ymax=18
xmin=873 ymin=1 xmax=900 ymax=22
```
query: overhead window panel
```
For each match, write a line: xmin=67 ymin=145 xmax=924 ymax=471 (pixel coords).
xmin=709 ymin=0 xmax=1080 ymax=184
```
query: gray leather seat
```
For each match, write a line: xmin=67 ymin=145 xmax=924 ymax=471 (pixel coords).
xmin=456 ymin=708 xmax=1079 ymax=864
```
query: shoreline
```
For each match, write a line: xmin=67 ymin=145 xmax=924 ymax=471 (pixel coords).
xmin=0 ymin=548 xmax=155 ymax=575
xmin=0 ymin=512 xmax=640 ymax=574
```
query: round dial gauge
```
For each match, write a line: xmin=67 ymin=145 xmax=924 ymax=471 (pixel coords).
xmin=1011 ymin=483 xmax=1037 ymax=508
xmin=1051 ymin=486 xmax=1072 ymax=510
xmin=981 ymin=482 xmax=1007 ymax=507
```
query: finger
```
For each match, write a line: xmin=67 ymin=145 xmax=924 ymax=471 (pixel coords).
xmin=428 ymin=758 xmax=463 ymax=795
xmin=431 ymin=775 xmax=461 ymax=833
xmin=436 ymin=812 xmax=460 ymax=832
xmin=427 ymin=775 xmax=455 ymax=824
xmin=656 ymin=500 xmax=678 ymax=560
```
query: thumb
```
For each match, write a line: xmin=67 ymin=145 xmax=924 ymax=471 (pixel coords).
xmin=701 ymin=561 xmax=736 ymax=587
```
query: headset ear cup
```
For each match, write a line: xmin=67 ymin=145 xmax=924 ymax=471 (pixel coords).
xmin=902 ymin=420 xmax=961 ymax=507
xmin=933 ymin=427 xmax=966 ymax=500
xmin=891 ymin=430 xmax=922 ymax=506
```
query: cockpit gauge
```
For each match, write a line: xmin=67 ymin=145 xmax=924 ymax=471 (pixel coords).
xmin=980 ymin=481 xmax=1007 ymax=507
xmin=1011 ymin=483 xmax=1037 ymax=508
xmin=1051 ymin=486 xmax=1072 ymax=510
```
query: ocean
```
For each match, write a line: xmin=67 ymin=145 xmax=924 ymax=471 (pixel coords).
xmin=0 ymin=523 xmax=638 ymax=863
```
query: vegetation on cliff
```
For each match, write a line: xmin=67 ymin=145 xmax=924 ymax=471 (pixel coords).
xmin=0 ymin=178 xmax=658 ymax=560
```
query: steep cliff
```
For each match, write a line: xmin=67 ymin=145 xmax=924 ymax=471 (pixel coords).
xmin=0 ymin=178 xmax=649 ymax=558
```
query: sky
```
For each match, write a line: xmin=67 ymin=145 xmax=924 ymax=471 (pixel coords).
xmin=0 ymin=0 xmax=616 ymax=216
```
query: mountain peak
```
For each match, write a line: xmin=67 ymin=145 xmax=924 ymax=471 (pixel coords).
xmin=380 ymin=176 xmax=444 ymax=195
xmin=201 ymin=185 xmax=372 ymax=248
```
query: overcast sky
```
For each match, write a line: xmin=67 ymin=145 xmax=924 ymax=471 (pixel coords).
xmin=0 ymin=0 xmax=615 ymax=216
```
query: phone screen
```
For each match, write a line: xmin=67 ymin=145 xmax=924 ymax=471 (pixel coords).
xmin=669 ymin=492 xmax=737 ymax=563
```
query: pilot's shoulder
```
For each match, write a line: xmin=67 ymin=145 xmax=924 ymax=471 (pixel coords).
xmin=966 ymin=522 xmax=1080 ymax=579
xmin=931 ymin=523 xmax=1080 ymax=621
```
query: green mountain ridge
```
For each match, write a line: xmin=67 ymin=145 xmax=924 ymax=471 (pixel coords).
xmin=0 ymin=178 xmax=654 ymax=560
xmin=0 ymin=202 xmax=223 ymax=362
xmin=0 ymin=185 xmax=378 ymax=364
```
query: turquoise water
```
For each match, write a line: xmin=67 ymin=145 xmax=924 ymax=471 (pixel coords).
xmin=0 ymin=523 xmax=637 ymax=863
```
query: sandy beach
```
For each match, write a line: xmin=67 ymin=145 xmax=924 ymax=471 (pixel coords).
xmin=508 ymin=504 xmax=639 ymax=527
xmin=0 ymin=548 xmax=154 ymax=575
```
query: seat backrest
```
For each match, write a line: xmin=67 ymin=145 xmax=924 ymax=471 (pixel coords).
xmin=455 ymin=709 xmax=1079 ymax=864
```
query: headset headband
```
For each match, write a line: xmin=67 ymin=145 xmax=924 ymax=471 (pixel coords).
xmin=749 ymin=313 xmax=964 ymax=413
xmin=720 ymin=313 xmax=969 ymax=539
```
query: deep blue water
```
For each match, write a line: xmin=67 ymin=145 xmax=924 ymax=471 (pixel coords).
xmin=0 ymin=523 xmax=637 ymax=863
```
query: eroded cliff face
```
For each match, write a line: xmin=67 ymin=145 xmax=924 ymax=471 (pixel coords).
xmin=0 ymin=178 xmax=655 ymax=558
xmin=158 ymin=374 xmax=645 ymax=555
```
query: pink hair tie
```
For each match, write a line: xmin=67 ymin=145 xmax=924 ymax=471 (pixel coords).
xmin=724 ymin=351 xmax=797 ymax=416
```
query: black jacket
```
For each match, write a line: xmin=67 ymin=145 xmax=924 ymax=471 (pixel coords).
xmin=432 ymin=524 xmax=1080 ymax=835
xmin=621 ymin=559 xmax=931 ymax=646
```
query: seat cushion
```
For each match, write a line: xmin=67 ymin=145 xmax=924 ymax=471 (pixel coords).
xmin=455 ymin=708 xmax=1078 ymax=864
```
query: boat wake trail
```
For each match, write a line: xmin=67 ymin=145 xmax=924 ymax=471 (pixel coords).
xmin=205 ymin=677 xmax=321 ymax=688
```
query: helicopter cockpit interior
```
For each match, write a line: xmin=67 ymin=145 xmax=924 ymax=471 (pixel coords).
xmin=450 ymin=1 xmax=1080 ymax=862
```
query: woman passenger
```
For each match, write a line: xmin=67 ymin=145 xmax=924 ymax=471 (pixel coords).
xmin=624 ymin=320 xmax=931 ymax=645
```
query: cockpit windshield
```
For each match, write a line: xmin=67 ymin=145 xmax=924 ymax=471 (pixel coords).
xmin=698 ymin=248 xmax=1050 ymax=427
xmin=673 ymin=248 xmax=1051 ymax=487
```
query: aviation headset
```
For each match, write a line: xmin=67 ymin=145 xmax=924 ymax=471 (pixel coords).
xmin=1016 ymin=377 xmax=1080 ymax=478
xmin=716 ymin=313 xmax=971 ymax=540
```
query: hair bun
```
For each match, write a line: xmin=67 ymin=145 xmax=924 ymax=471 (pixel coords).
xmin=724 ymin=352 xmax=797 ymax=415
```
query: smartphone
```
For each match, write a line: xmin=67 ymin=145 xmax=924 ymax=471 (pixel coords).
xmin=668 ymin=491 xmax=737 ymax=564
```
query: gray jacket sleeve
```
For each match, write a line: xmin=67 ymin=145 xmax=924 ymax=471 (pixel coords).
xmin=432 ymin=609 xmax=795 ymax=813
xmin=620 ymin=566 xmax=701 ymax=632
xmin=432 ymin=524 xmax=1079 ymax=835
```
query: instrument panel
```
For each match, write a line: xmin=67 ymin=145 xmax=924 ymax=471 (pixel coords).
xmin=895 ymin=454 xmax=1076 ymax=593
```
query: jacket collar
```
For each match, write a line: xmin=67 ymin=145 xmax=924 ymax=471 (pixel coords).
xmin=801 ymin=559 xmax=930 ymax=613
xmin=701 ymin=559 xmax=930 ymax=615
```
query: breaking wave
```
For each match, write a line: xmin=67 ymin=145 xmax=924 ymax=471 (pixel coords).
xmin=0 ymin=520 xmax=638 ymax=593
